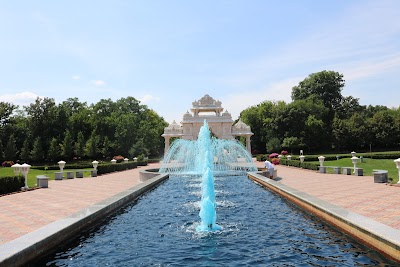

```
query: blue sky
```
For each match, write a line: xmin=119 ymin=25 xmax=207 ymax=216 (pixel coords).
xmin=1 ymin=0 xmax=399 ymax=124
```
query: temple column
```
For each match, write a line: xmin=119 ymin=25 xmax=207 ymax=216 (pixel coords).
xmin=164 ymin=136 xmax=170 ymax=155
xmin=246 ymin=135 xmax=251 ymax=154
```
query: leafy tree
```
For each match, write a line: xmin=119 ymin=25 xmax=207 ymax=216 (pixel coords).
xmin=75 ymin=131 xmax=85 ymax=158
xmin=370 ymin=110 xmax=399 ymax=148
xmin=85 ymin=131 xmax=98 ymax=159
xmin=129 ymin=138 xmax=149 ymax=158
xmin=266 ymin=137 xmax=281 ymax=153
xmin=48 ymin=137 xmax=61 ymax=161
xmin=291 ymin=70 xmax=345 ymax=112
xmin=20 ymin=139 xmax=31 ymax=162
xmin=25 ymin=97 xmax=58 ymax=154
xmin=31 ymin=137 xmax=44 ymax=162
xmin=0 ymin=102 xmax=17 ymax=126
xmin=61 ymin=131 xmax=73 ymax=159
xmin=101 ymin=136 xmax=111 ymax=158
xmin=4 ymin=134 xmax=18 ymax=160
xmin=281 ymin=136 xmax=301 ymax=154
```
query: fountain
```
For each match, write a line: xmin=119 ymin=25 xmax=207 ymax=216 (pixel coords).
xmin=159 ymin=122 xmax=257 ymax=177
xmin=160 ymin=120 xmax=255 ymax=232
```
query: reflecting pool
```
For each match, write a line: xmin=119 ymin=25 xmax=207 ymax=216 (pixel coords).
xmin=36 ymin=176 xmax=396 ymax=266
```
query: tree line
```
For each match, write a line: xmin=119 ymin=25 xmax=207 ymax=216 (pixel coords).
xmin=240 ymin=70 xmax=400 ymax=154
xmin=0 ymin=97 xmax=168 ymax=163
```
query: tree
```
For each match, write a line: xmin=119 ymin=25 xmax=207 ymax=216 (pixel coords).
xmin=129 ymin=138 xmax=149 ymax=158
xmin=281 ymin=136 xmax=301 ymax=154
xmin=31 ymin=137 xmax=44 ymax=162
xmin=0 ymin=102 xmax=17 ymax=126
xmin=61 ymin=131 xmax=73 ymax=159
xmin=48 ymin=137 xmax=61 ymax=161
xmin=25 ymin=97 xmax=58 ymax=154
xmin=291 ymin=70 xmax=345 ymax=112
xmin=75 ymin=131 xmax=85 ymax=158
xmin=101 ymin=136 xmax=111 ymax=158
xmin=85 ymin=131 xmax=98 ymax=159
xmin=20 ymin=139 xmax=31 ymax=162
xmin=266 ymin=137 xmax=281 ymax=153
xmin=4 ymin=134 xmax=18 ymax=160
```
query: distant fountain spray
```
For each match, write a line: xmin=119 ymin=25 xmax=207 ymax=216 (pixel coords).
xmin=159 ymin=120 xmax=257 ymax=231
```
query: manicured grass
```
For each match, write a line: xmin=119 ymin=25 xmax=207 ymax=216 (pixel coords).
xmin=0 ymin=167 xmax=94 ymax=188
xmin=310 ymin=158 xmax=399 ymax=183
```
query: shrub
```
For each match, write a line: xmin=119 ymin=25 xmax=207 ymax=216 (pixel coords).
xmin=281 ymin=150 xmax=288 ymax=156
xmin=97 ymin=162 xmax=138 ymax=175
xmin=2 ymin=161 xmax=15 ymax=167
xmin=0 ymin=176 xmax=25 ymax=195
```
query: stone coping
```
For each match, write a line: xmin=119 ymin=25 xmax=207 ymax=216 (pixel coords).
xmin=247 ymin=171 xmax=400 ymax=263
xmin=0 ymin=172 xmax=169 ymax=267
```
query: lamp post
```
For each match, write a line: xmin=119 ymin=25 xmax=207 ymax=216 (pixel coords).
xmin=287 ymin=155 xmax=292 ymax=161
xmin=11 ymin=163 xmax=22 ymax=176
xmin=133 ymin=157 xmax=138 ymax=162
xmin=111 ymin=159 xmax=117 ymax=164
xmin=318 ymin=156 xmax=325 ymax=167
xmin=20 ymin=163 xmax=31 ymax=190
xmin=124 ymin=158 xmax=129 ymax=163
xmin=394 ymin=158 xmax=400 ymax=184
xmin=351 ymin=156 xmax=359 ymax=173
xmin=299 ymin=155 xmax=305 ymax=163
xmin=58 ymin=160 xmax=66 ymax=173
xmin=92 ymin=160 xmax=99 ymax=171
xmin=351 ymin=151 xmax=356 ymax=157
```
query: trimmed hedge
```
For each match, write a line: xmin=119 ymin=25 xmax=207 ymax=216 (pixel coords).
xmin=32 ymin=163 xmax=93 ymax=170
xmin=97 ymin=162 xmax=138 ymax=175
xmin=257 ymin=152 xmax=400 ymax=162
xmin=0 ymin=176 xmax=25 ymax=195
xmin=279 ymin=159 xmax=319 ymax=171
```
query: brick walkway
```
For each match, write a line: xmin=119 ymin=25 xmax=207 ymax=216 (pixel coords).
xmin=255 ymin=162 xmax=400 ymax=230
xmin=1 ymin=162 xmax=399 ymax=246
xmin=0 ymin=164 xmax=157 ymax=245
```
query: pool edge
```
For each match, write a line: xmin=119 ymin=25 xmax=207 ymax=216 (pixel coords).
xmin=0 ymin=172 xmax=169 ymax=267
xmin=247 ymin=171 xmax=400 ymax=263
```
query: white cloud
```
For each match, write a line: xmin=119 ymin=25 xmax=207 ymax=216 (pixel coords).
xmin=0 ymin=91 xmax=42 ymax=106
xmin=92 ymin=80 xmax=106 ymax=86
xmin=139 ymin=94 xmax=160 ymax=104
xmin=72 ymin=75 xmax=80 ymax=80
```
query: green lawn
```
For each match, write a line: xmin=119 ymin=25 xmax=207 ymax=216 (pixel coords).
xmin=0 ymin=167 xmax=94 ymax=188
xmin=310 ymin=158 xmax=399 ymax=183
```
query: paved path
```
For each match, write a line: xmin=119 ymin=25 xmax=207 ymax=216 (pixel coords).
xmin=0 ymin=164 xmax=159 ymax=245
xmin=255 ymin=161 xmax=400 ymax=230
xmin=1 ymin=162 xmax=400 ymax=247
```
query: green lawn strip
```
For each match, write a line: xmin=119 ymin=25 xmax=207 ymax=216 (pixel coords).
xmin=0 ymin=167 xmax=94 ymax=188
xmin=310 ymin=158 xmax=399 ymax=183
xmin=305 ymin=151 xmax=400 ymax=158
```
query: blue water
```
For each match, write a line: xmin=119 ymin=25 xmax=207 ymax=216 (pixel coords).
xmin=37 ymin=176 xmax=396 ymax=266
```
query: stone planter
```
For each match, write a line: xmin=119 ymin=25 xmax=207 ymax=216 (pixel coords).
xmin=54 ymin=172 xmax=63 ymax=180
xmin=36 ymin=175 xmax=49 ymax=188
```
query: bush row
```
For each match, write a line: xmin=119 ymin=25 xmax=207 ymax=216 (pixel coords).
xmin=279 ymin=159 xmax=319 ymax=170
xmin=0 ymin=176 xmax=25 ymax=195
xmin=97 ymin=162 xmax=139 ymax=175
xmin=256 ymin=152 xmax=400 ymax=162
xmin=31 ymin=163 xmax=94 ymax=170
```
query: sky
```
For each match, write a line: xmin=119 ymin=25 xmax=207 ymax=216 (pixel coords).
xmin=1 ymin=0 xmax=399 ymax=124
